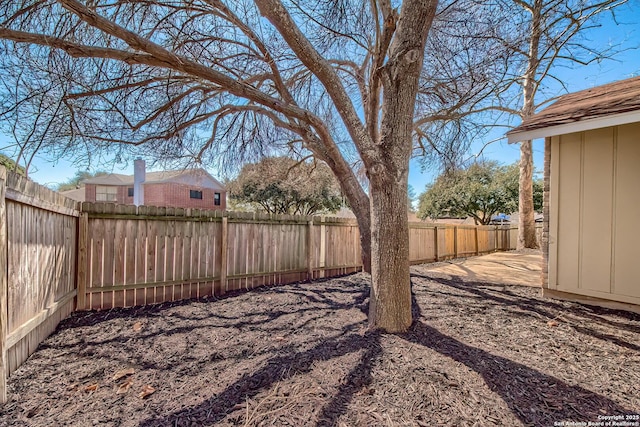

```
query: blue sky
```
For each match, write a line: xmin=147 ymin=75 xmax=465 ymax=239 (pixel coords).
xmin=1 ymin=5 xmax=639 ymax=191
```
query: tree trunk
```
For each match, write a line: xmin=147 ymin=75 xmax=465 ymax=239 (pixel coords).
xmin=368 ymin=172 xmax=411 ymax=331
xmin=308 ymin=137 xmax=372 ymax=273
xmin=517 ymin=0 xmax=541 ymax=250
xmin=255 ymin=0 xmax=436 ymax=332
xmin=350 ymin=206 xmax=372 ymax=274
xmin=359 ymin=219 xmax=372 ymax=274
xmin=365 ymin=0 xmax=437 ymax=333
xmin=518 ymin=140 xmax=539 ymax=249
xmin=336 ymin=171 xmax=371 ymax=273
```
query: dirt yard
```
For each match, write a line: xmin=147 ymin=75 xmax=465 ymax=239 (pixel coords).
xmin=1 ymin=252 xmax=639 ymax=426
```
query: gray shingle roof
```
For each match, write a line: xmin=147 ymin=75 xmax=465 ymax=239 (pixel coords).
xmin=507 ymin=75 xmax=640 ymax=137
xmin=82 ymin=168 xmax=225 ymax=190
xmin=59 ymin=187 xmax=86 ymax=202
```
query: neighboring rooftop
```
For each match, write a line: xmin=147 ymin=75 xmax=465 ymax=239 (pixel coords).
xmin=82 ymin=168 xmax=225 ymax=190
xmin=507 ymin=75 xmax=640 ymax=142
xmin=59 ymin=187 xmax=85 ymax=202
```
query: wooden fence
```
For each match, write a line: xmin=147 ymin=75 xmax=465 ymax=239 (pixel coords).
xmin=0 ymin=168 xmax=520 ymax=402
xmin=0 ymin=169 xmax=79 ymax=403
xmin=78 ymin=206 xmax=364 ymax=311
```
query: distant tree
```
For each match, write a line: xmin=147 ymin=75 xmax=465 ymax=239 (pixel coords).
xmin=417 ymin=161 xmax=542 ymax=225
xmin=228 ymin=157 xmax=343 ymax=216
xmin=0 ymin=152 xmax=25 ymax=175
xmin=56 ymin=170 xmax=108 ymax=191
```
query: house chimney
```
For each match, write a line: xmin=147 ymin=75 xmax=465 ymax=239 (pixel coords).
xmin=133 ymin=158 xmax=145 ymax=206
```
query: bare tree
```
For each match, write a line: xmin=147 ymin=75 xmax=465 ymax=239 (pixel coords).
xmin=494 ymin=0 xmax=629 ymax=249
xmin=0 ymin=0 xmax=509 ymax=332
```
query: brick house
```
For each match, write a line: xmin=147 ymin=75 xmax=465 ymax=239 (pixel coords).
xmin=81 ymin=164 xmax=226 ymax=210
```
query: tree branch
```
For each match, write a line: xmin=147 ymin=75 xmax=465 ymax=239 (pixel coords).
xmin=254 ymin=0 xmax=378 ymax=166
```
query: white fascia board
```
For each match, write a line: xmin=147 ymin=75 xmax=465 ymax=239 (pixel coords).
xmin=507 ymin=110 xmax=640 ymax=143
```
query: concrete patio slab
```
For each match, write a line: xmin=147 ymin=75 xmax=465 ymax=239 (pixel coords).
xmin=419 ymin=250 xmax=542 ymax=287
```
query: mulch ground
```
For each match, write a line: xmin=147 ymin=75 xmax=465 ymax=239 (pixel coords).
xmin=2 ymin=259 xmax=639 ymax=427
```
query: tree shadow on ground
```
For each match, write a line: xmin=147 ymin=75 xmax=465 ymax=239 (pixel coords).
xmin=60 ymin=278 xmax=368 ymax=330
xmin=415 ymin=264 xmax=640 ymax=334
xmin=37 ymin=280 xmax=373 ymax=376
xmin=316 ymin=333 xmax=382 ymax=427
xmin=135 ymin=272 xmax=637 ymax=427
xmin=402 ymin=291 xmax=635 ymax=426
xmin=54 ymin=279 xmax=369 ymax=339
xmin=135 ymin=283 xmax=377 ymax=426
xmin=35 ymin=269 xmax=636 ymax=427
xmin=136 ymin=326 xmax=379 ymax=427
xmin=413 ymin=271 xmax=640 ymax=347
xmin=133 ymin=267 xmax=638 ymax=425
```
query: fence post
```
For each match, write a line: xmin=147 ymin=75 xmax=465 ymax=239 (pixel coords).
xmin=494 ymin=225 xmax=498 ymax=252
xmin=76 ymin=211 xmax=89 ymax=311
xmin=474 ymin=226 xmax=479 ymax=256
xmin=0 ymin=167 xmax=7 ymax=403
xmin=319 ymin=216 xmax=326 ymax=278
xmin=453 ymin=226 xmax=458 ymax=258
xmin=306 ymin=219 xmax=314 ymax=280
xmin=433 ymin=226 xmax=439 ymax=262
xmin=220 ymin=216 xmax=228 ymax=294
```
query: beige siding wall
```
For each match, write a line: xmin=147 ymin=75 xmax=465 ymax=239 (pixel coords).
xmin=548 ymin=122 xmax=640 ymax=305
xmin=581 ymin=127 xmax=614 ymax=294
xmin=553 ymin=132 xmax=581 ymax=290
xmin=613 ymin=124 xmax=640 ymax=298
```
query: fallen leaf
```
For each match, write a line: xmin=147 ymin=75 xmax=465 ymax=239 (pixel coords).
xmin=116 ymin=378 xmax=133 ymax=395
xmin=139 ymin=385 xmax=155 ymax=399
xmin=133 ymin=322 xmax=143 ymax=332
xmin=112 ymin=367 xmax=135 ymax=381
xmin=547 ymin=320 xmax=559 ymax=327
xmin=274 ymin=336 xmax=286 ymax=341
xmin=84 ymin=383 xmax=99 ymax=392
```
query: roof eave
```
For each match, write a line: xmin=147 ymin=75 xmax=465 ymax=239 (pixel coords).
xmin=507 ymin=110 xmax=640 ymax=143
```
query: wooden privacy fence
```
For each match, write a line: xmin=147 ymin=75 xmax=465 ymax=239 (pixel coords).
xmin=0 ymin=169 xmax=78 ymax=403
xmin=0 ymin=167 xmax=519 ymax=402
xmin=79 ymin=207 xmax=515 ymax=312
xmin=78 ymin=205 xmax=363 ymax=311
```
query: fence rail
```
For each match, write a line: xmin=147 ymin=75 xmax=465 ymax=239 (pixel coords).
xmin=0 ymin=167 xmax=524 ymax=402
